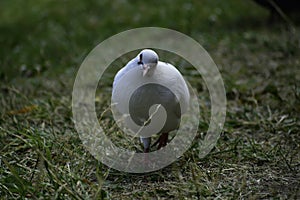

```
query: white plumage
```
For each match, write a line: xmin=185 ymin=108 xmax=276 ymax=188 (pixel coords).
xmin=112 ymin=49 xmax=190 ymax=152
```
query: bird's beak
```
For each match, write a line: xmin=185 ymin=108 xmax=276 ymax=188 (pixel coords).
xmin=142 ymin=65 xmax=150 ymax=77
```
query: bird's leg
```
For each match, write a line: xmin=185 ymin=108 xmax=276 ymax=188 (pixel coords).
xmin=157 ymin=133 xmax=169 ymax=150
xmin=144 ymin=147 xmax=150 ymax=153
xmin=140 ymin=137 xmax=151 ymax=153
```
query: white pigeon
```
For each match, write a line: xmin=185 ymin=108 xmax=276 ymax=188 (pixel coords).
xmin=112 ymin=49 xmax=190 ymax=152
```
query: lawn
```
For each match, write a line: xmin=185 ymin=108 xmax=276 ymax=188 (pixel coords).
xmin=0 ymin=0 xmax=299 ymax=199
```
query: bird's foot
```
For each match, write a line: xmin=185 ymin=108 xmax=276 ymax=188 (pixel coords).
xmin=144 ymin=147 xmax=150 ymax=153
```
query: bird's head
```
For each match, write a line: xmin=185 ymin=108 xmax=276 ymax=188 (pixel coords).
xmin=137 ymin=49 xmax=159 ymax=77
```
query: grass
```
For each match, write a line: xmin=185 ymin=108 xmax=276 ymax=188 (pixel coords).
xmin=1 ymin=0 xmax=300 ymax=199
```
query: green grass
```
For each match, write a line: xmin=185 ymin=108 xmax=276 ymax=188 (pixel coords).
xmin=1 ymin=0 xmax=300 ymax=199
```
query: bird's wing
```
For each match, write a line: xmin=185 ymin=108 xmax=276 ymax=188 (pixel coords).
xmin=112 ymin=58 xmax=138 ymax=88
xmin=155 ymin=61 xmax=190 ymax=114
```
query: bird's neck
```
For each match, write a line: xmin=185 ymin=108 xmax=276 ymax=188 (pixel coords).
xmin=145 ymin=65 xmax=157 ymax=77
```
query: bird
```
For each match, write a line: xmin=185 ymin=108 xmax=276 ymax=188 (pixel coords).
xmin=112 ymin=49 xmax=190 ymax=153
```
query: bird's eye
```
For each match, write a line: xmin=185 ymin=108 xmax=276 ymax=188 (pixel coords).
xmin=138 ymin=53 xmax=143 ymax=65
xmin=139 ymin=53 xmax=143 ymax=60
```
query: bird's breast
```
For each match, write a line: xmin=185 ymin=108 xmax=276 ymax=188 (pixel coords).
xmin=129 ymin=83 xmax=181 ymax=133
